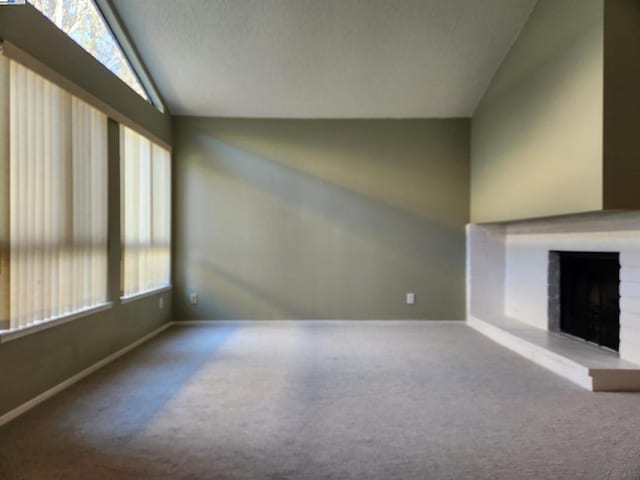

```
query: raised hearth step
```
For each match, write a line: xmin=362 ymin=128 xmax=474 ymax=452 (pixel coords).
xmin=468 ymin=315 xmax=640 ymax=392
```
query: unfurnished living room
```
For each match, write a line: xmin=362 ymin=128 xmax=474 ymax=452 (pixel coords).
xmin=0 ymin=0 xmax=640 ymax=478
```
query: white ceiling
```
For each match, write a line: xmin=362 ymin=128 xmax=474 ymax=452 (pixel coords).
xmin=112 ymin=0 xmax=536 ymax=118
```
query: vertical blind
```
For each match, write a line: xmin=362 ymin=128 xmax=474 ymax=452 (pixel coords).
xmin=120 ymin=125 xmax=171 ymax=297
xmin=9 ymin=60 xmax=108 ymax=330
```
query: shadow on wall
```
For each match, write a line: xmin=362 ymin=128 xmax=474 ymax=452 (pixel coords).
xmin=173 ymin=119 xmax=470 ymax=320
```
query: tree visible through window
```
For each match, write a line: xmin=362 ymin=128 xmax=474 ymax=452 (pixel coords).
xmin=29 ymin=0 xmax=149 ymax=100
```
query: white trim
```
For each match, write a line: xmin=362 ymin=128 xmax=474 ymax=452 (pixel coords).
xmin=93 ymin=0 xmax=166 ymax=112
xmin=0 ymin=302 xmax=113 ymax=344
xmin=120 ymin=285 xmax=172 ymax=304
xmin=0 ymin=319 xmax=462 ymax=428
xmin=0 ymin=321 xmax=173 ymax=428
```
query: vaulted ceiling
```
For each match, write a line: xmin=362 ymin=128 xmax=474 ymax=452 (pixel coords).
xmin=112 ymin=0 xmax=536 ymax=118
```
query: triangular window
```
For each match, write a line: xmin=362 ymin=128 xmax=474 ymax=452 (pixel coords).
xmin=29 ymin=0 xmax=149 ymax=101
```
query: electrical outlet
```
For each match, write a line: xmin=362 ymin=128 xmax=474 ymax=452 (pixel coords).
xmin=406 ymin=292 xmax=415 ymax=305
xmin=190 ymin=293 xmax=199 ymax=305
xmin=159 ymin=296 xmax=164 ymax=310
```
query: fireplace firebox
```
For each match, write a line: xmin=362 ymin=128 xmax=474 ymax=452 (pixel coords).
xmin=550 ymin=252 xmax=620 ymax=351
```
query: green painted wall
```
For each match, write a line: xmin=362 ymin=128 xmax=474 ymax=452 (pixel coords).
xmin=173 ymin=118 xmax=469 ymax=320
xmin=471 ymin=0 xmax=605 ymax=223
xmin=0 ymin=294 xmax=171 ymax=417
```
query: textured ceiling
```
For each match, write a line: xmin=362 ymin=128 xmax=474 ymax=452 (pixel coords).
xmin=112 ymin=0 xmax=535 ymax=118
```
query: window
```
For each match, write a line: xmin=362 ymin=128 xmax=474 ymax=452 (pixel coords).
xmin=120 ymin=126 xmax=171 ymax=297
xmin=28 ymin=0 xmax=149 ymax=100
xmin=7 ymin=59 xmax=108 ymax=330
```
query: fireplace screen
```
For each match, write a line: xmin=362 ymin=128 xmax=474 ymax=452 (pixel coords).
xmin=554 ymin=252 xmax=620 ymax=351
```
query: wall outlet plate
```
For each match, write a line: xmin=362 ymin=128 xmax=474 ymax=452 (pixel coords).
xmin=159 ymin=296 xmax=164 ymax=310
xmin=190 ymin=293 xmax=199 ymax=305
xmin=406 ymin=292 xmax=415 ymax=305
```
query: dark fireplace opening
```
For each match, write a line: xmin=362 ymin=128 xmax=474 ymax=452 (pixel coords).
xmin=550 ymin=251 xmax=620 ymax=351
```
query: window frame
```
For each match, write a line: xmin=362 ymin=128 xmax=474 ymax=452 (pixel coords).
xmin=119 ymin=124 xmax=172 ymax=300
xmin=0 ymin=58 xmax=112 ymax=335
xmin=92 ymin=0 xmax=165 ymax=113
xmin=27 ymin=0 xmax=166 ymax=112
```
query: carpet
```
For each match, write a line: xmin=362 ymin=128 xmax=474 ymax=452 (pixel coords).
xmin=1 ymin=321 xmax=639 ymax=479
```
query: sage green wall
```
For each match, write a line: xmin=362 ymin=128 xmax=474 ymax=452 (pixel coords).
xmin=471 ymin=0 xmax=604 ymax=223
xmin=173 ymin=118 xmax=469 ymax=320
xmin=0 ymin=294 xmax=171 ymax=417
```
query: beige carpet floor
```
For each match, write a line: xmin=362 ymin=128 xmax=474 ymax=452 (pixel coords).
xmin=1 ymin=321 xmax=639 ymax=479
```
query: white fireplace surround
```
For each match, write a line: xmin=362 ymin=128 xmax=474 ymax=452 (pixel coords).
xmin=467 ymin=211 xmax=640 ymax=388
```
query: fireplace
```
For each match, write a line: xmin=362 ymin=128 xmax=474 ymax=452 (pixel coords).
xmin=466 ymin=211 xmax=640 ymax=368
xmin=549 ymin=251 xmax=620 ymax=351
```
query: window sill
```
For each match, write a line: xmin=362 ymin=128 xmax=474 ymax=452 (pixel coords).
xmin=120 ymin=285 xmax=172 ymax=304
xmin=0 ymin=302 xmax=114 ymax=344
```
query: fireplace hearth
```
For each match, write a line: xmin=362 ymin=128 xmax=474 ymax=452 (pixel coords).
xmin=466 ymin=211 xmax=640 ymax=390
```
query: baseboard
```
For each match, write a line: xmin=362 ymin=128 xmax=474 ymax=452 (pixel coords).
xmin=0 ymin=319 xmax=464 ymax=427
xmin=173 ymin=319 xmax=465 ymax=325
xmin=0 ymin=321 xmax=173 ymax=428
xmin=173 ymin=320 xmax=225 ymax=325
